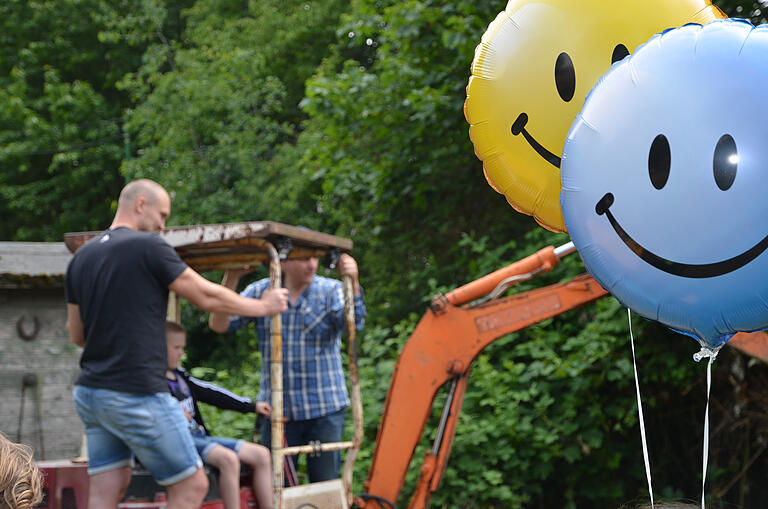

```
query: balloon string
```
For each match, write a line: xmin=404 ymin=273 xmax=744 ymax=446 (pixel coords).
xmin=628 ymin=309 xmax=654 ymax=507
xmin=692 ymin=343 xmax=719 ymax=509
xmin=701 ymin=354 xmax=715 ymax=509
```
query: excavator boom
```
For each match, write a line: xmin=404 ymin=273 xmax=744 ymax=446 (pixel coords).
xmin=357 ymin=245 xmax=608 ymax=508
xmin=357 ymin=243 xmax=768 ymax=508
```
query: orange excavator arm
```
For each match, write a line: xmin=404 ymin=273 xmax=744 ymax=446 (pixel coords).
xmin=355 ymin=244 xmax=609 ymax=508
xmin=355 ymin=243 xmax=768 ymax=509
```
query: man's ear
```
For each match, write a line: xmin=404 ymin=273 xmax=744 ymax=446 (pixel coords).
xmin=135 ymin=195 xmax=147 ymax=214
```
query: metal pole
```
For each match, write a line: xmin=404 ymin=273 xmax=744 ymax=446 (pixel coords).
xmin=553 ymin=241 xmax=576 ymax=258
xmin=166 ymin=291 xmax=180 ymax=323
xmin=266 ymin=243 xmax=284 ymax=509
xmin=441 ymin=242 xmax=577 ymax=307
xmin=431 ymin=379 xmax=458 ymax=456
xmin=341 ymin=274 xmax=363 ymax=505
xmin=282 ymin=441 xmax=354 ymax=456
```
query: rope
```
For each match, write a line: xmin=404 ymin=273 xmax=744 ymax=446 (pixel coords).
xmin=628 ymin=309 xmax=654 ymax=507
xmin=257 ymin=413 xmax=298 ymax=487
xmin=34 ymin=386 xmax=45 ymax=460
xmin=693 ymin=346 xmax=719 ymax=509
xmin=16 ymin=374 xmax=45 ymax=459
xmin=284 ymin=434 xmax=298 ymax=487
xmin=627 ymin=311 xmax=722 ymax=509
xmin=17 ymin=383 xmax=26 ymax=443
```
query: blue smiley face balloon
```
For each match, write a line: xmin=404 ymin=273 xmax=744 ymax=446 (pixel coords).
xmin=561 ymin=19 xmax=768 ymax=350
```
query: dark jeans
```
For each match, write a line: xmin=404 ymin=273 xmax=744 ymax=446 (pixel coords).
xmin=260 ymin=407 xmax=346 ymax=483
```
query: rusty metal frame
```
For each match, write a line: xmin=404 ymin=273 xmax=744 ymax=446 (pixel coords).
xmin=341 ymin=275 xmax=363 ymax=505
xmin=63 ymin=222 xmax=352 ymax=271
xmin=265 ymin=242 xmax=285 ymax=509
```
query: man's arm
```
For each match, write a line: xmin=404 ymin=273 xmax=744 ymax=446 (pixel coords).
xmin=208 ymin=268 xmax=251 ymax=333
xmin=333 ymin=254 xmax=366 ymax=331
xmin=66 ymin=303 xmax=85 ymax=347
xmin=338 ymin=253 xmax=361 ymax=296
xmin=169 ymin=268 xmax=287 ymax=317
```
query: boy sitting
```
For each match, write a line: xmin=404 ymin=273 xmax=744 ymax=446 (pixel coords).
xmin=166 ymin=321 xmax=272 ymax=509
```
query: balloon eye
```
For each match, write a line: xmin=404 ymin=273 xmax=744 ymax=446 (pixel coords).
xmin=611 ymin=43 xmax=630 ymax=64
xmin=713 ymin=134 xmax=738 ymax=191
xmin=554 ymin=52 xmax=575 ymax=102
xmin=648 ymin=134 xmax=671 ymax=190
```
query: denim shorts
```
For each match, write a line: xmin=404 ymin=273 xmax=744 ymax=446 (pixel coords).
xmin=191 ymin=433 xmax=244 ymax=462
xmin=73 ymin=385 xmax=202 ymax=485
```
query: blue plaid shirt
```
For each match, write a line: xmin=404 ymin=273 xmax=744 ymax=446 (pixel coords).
xmin=229 ymin=275 xmax=366 ymax=421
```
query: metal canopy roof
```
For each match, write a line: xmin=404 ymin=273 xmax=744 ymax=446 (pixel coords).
xmin=64 ymin=222 xmax=353 ymax=272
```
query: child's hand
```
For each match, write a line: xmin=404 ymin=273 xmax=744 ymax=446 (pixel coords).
xmin=256 ymin=402 xmax=272 ymax=417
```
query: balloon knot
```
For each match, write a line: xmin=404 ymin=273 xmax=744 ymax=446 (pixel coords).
xmin=693 ymin=345 xmax=721 ymax=363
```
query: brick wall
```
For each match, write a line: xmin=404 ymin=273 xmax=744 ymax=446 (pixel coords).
xmin=0 ymin=288 xmax=83 ymax=460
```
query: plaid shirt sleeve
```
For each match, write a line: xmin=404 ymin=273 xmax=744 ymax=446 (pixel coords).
xmin=227 ymin=279 xmax=269 ymax=332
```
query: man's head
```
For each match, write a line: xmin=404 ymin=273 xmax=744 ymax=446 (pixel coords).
xmin=116 ymin=179 xmax=171 ymax=233
xmin=0 ymin=433 xmax=42 ymax=509
xmin=166 ymin=321 xmax=186 ymax=370
xmin=281 ymin=257 xmax=319 ymax=288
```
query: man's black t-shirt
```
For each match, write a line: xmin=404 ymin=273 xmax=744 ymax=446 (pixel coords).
xmin=65 ymin=227 xmax=188 ymax=394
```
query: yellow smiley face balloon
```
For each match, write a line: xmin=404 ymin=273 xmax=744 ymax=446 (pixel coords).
xmin=464 ymin=0 xmax=725 ymax=232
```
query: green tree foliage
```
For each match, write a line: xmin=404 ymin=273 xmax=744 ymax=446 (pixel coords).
xmin=120 ymin=0 xmax=350 ymax=225
xmin=715 ymin=0 xmax=768 ymax=22
xmin=297 ymin=0 xmax=527 ymax=322
xmin=0 ymin=0 xmax=196 ymax=240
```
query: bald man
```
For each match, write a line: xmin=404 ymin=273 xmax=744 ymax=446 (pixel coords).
xmin=65 ymin=179 xmax=289 ymax=509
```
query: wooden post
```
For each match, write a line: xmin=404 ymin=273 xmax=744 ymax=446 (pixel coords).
xmin=266 ymin=243 xmax=284 ymax=509
xmin=341 ymin=274 xmax=362 ymax=505
xmin=166 ymin=291 xmax=180 ymax=323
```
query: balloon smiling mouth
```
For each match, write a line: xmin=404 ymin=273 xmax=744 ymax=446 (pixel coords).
xmin=595 ymin=192 xmax=768 ymax=278
xmin=511 ymin=113 xmax=561 ymax=168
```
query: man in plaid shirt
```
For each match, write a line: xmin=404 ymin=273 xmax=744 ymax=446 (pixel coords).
xmin=209 ymin=253 xmax=365 ymax=482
